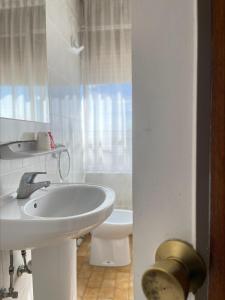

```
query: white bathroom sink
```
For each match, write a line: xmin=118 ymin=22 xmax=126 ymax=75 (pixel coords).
xmin=24 ymin=185 xmax=109 ymax=218
xmin=0 ymin=184 xmax=115 ymax=250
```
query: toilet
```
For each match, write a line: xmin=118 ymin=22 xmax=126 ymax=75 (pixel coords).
xmin=90 ymin=209 xmax=133 ymax=267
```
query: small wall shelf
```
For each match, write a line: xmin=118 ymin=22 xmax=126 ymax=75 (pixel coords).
xmin=0 ymin=140 xmax=66 ymax=160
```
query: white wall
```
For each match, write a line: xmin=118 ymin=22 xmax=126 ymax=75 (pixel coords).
xmin=46 ymin=0 xmax=84 ymax=184
xmin=85 ymin=173 xmax=132 ymax=210
xmin=0 ymin=0 xmax=82 ymax=298
xmin=0 ymin=118 xmax=49 ymax=299
xmin=132 ymin=0 xmax=197 ymax=299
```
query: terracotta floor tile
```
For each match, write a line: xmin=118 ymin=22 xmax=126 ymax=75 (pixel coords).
xmin=116 ymin=265 xmax=131 ymax=273
xmin=104 ymin=270 xmax=117 ymax=280
xmin=83 ymin=287 xmax=99 ymax=298
xmin=116 ymin=272 xmax=130 ymax=281
xmin=115 ymin=280 xmax=130 ymax=290
xmin=101 ymin=279 xmax=116 ymax=288
xmin=98 ymin=287 xmax=115 ymax=298
xmin=88 ymin=275 xmax=103 ymax=288
xmin=129 ymin=288 xmax=134 ymax=300
xmin=91 ymin=270 xmax=105 ymax=278
xmin=77 ymin=235 xmax=133 ymax=299
xmin=78 ymin=269 xmax=92 ymax=279
xmin=77 ymin=278 xmax=88 ymax=297
xmin=115 ymin=273 xmax=130 ymax=290
xmin=82 ymin=264 xmax=95 ymax=273
xmin=91 ymin=267 xmax=105 ymax=274
xmin=114 ymin=288 xmax=129 ymax=300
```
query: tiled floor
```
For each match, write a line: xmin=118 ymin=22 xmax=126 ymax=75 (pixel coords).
xmin=77 ymin=235 xmax=133 ymax=300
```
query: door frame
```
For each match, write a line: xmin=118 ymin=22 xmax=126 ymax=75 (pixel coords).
xmin=208 ymin=0 xmax=225 ymax=298
xmin=196 ymin=0 xmax=225 ymax=299
xmin=196 ymin=0 xmax=211 ymax=299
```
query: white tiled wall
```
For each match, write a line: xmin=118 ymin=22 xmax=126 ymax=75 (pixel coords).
xmin=0 ymin=0 xmax=82 ymax=298
xmin=0 ymin=118 xmax=49 ymax=196
xmin=0 ymin=118 xmax=49 ymax=297
xmin=46 ymin=0 xmax=84 ymax=184
xmin=86 ymin=173 xmax=132 ymax=210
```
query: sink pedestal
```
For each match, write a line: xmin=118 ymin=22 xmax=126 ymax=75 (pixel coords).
xmin=32 ymin=239 xmax=77 ymax=300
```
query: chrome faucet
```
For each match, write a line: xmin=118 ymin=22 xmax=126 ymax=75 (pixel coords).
xmin=17 ymin=172 xmax=50 ymax=199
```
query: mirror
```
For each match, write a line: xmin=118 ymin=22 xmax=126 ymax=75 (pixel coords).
xmin=0 ymin=0 xmax=49 ymax=123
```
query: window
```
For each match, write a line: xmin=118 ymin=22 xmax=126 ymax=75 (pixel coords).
xmin=82 ymin=83 xmax=132 ymax=173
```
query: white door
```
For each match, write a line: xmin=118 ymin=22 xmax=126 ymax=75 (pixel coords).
xmin=132 ymin=1 xmax=209 ymax=299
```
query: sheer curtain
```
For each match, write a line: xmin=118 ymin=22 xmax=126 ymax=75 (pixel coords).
xmin=81 ymin=0 xmax=132 ymax=174
xmin=0 ymin=0 xmax=49 ymax=122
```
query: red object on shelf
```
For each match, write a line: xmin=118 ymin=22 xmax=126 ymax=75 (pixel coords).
xmin=48 ymin=132 xmax=56 ymax=150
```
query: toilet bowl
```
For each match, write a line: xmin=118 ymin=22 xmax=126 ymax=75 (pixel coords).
xmin=90 ymin=209 xmax=133 ymax=267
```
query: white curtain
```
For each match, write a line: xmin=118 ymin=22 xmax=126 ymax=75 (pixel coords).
xmin=0 ymin=0 xmax=49 ymax=122
xmin=81 ymin=0 xmax=132 ymax=174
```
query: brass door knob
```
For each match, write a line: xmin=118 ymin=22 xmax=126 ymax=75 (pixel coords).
xmin=142 ymin=240 xmax=206 ymax=300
